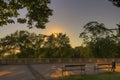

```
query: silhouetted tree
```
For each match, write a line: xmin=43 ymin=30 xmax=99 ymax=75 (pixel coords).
xmin=0 ymin=0 xmax=53 ymax=29
xmin=89 ymin=37 xmax=117 ymax=58
xmin=80 ymin=21 xmax=112 ymax=44
xmin=44 ymin=33 xmax=70 ymax=48
xmin=0 ymin=31 xmax=73 ymax=58
xmin=109 ymin=0 xmax=120 ymax=7
xmin=0 ymin=30 xmax=46 ymax=58
xmin=44 ymin=33 xmax=72 ymax=58
xmin=79 ymin=21 xmax=117 ymax=58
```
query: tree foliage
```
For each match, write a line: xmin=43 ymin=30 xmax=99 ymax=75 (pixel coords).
xmin=80 ymin=21 xmax=112 ymax=43
xmin=88 ymin=37 xmax=117 ymax=58
xmin=0 ymin=31 xmax=73 ymax=58
xmin=43 ymin=33 xmax=72 ymax=58
xmin=44 ymin=33 xmax=70 ymax=48
xmin=109 ymin=0 xmax=120 ymax=7
xmin=0 ymin=0 xmax=53 ymax=29
xmin=79 ymin=21 xmax=120 ymax=58
xmin=0 ymin=30 xmax=43 ymax=58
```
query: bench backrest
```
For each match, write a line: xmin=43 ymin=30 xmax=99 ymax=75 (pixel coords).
xmin=97 ymin=64 xmax=111 ymax=66
xmin=65 ymin=64 xmax=85 ymax=67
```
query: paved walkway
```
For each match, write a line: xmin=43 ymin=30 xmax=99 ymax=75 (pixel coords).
xmin=0 ymin=65 xmax=34 ymax=80
xmin=27 ymin=65 xmax=47 ymax=80
xmin=0 ymin=63 xmax=120 ymax=80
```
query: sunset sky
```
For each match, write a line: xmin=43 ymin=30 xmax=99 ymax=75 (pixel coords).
xmin=0 ymin=0 xmax=120 ymax=47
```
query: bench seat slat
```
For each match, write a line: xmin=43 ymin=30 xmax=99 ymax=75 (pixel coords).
xmin=96 ymin=67 xmax=112 ymax=69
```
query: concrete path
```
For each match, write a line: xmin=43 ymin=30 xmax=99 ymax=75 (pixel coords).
xmin=27 ymin=65 xmax=47 ymax=80
xmin=0 ymin=63 xmax=120 ymax=80
xmin=0 ymin=65 xmax=34 ymax=80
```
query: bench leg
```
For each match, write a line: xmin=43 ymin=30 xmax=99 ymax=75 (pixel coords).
xmin=80 ymin=70 xmax=85 ymax=75
xmin=62 ymin=71 xmax=64 ymax=77
xmin=82 ymin=70 xmax=85 ymax=75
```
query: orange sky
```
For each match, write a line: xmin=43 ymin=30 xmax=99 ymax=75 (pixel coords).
xmin=0 ymin=0 xmax=120 ymax=48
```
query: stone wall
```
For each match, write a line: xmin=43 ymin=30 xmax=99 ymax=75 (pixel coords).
xmin=0 ymin=58 xmax=120 ymax=64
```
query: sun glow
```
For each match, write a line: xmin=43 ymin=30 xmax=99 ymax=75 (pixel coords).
xmin=46 ymin=25 xmax=66 ymax=34
xmin=50 ymin=27 xmax=64 ymax=33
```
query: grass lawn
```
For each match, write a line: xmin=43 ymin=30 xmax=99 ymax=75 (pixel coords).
xmin=57 ymin=72 xmax=120 ymax=80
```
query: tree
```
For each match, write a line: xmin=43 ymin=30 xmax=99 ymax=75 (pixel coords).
xmin=89 ymin=37 xmax=117 ymax=58
xmin=44 ymin=33 xmax=72 ymax=58
xmin=0 ymin=0 xmax=53 ymax=29
xmin=0 ymin=30 xmax=46 ymax=58
xmin=109 ymin=0 xmax=120 ymax=7
xmin=44 ymin=33 xmax=70 ymax=48
xmin=116 ymin=41 xmax=120 ymax=57
xmin=0 ymin=31 xmax=73 ymax=58
xmin=80 ymin=21 xmax=112 ymax=44
xmin=79 ymin=21 xmax=116 ymax=58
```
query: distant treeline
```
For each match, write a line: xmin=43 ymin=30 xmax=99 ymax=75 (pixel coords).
xmin=0 ymin=30 xmax=73 ymax=58
xmin=1 ymin=21 xmax=120 ymax=59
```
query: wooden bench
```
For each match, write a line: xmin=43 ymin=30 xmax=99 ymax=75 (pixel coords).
xmin=94 ymin=63 xmax=112 ymax=72
xmin=62 ymin=64 xmax=85 ymax=76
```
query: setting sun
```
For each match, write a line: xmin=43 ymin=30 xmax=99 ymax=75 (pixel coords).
xmin=45 ymin=25 xmax=66 ymax=34
xmin=0 ymin=0 xmax=120 ymax=80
